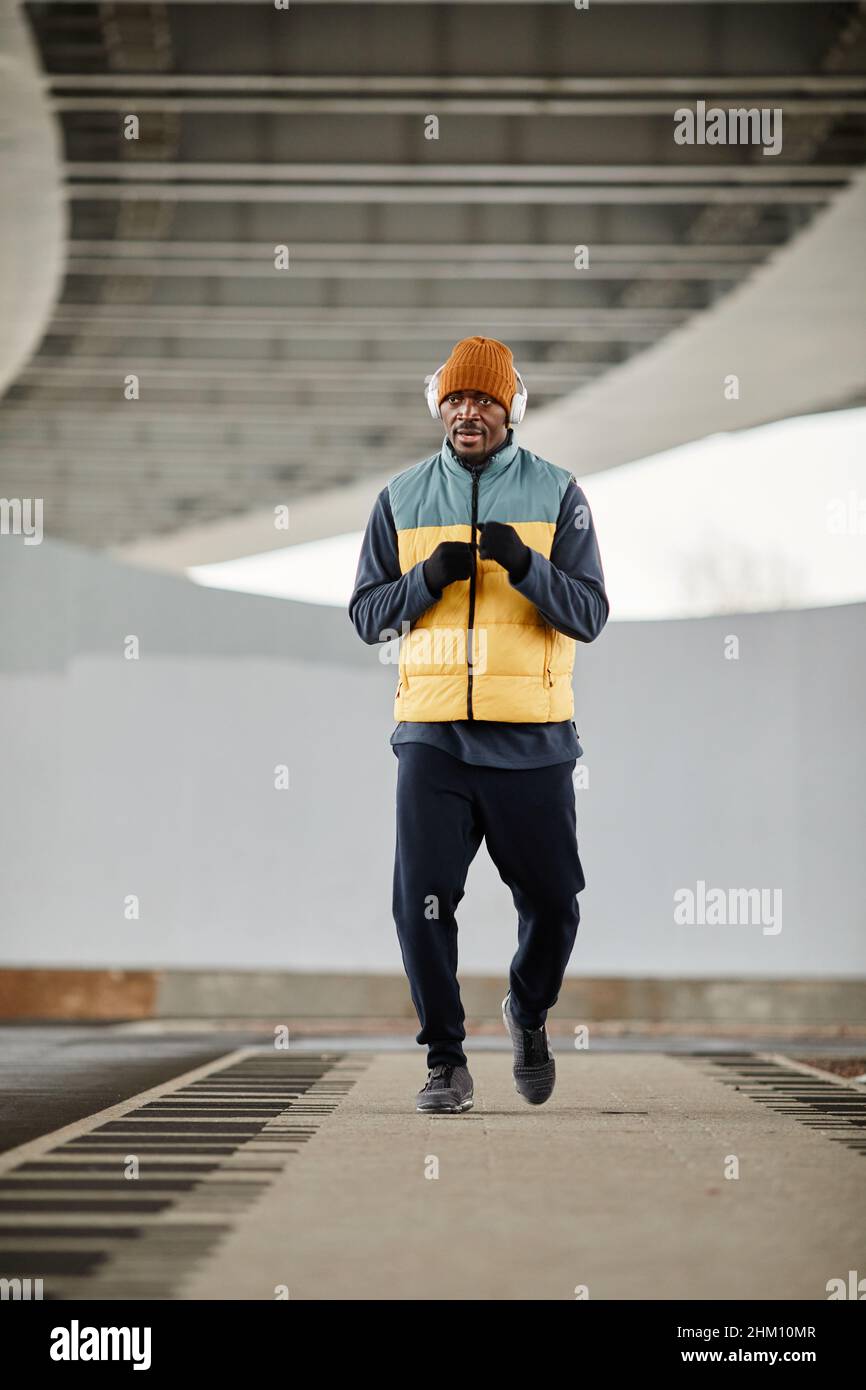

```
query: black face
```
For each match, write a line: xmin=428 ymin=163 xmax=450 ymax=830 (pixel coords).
xmin=440 ymin=390 xmax=509 ymax=463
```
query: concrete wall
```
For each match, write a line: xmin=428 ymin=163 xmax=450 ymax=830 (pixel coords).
xmin=1 ymin=535 xmax=864 ymax=980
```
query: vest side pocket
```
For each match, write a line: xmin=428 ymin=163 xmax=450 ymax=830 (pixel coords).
xmin=543 ymin=627 xmax=554 ymax=686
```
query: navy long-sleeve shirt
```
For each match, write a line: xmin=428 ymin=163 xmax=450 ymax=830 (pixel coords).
xmin=349 ymin=432 xmax=609 ymax=769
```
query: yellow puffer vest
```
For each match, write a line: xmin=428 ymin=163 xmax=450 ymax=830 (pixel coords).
xmin=389 ymin=434 xmax=575 ymax=722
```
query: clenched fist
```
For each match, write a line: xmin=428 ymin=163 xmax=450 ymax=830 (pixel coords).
xmin=423 ymin=540 xmax=474 ymax=597
xmin=478 ymin=521 xmax=531 ymax=582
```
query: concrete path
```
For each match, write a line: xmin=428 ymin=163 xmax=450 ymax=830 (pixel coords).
xmin=179 ymin=1051 xmax=865 ymax=1301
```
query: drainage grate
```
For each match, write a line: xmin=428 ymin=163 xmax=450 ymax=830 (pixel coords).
xmin=0 ymin=1050 xmax=366 ymax=1299
xmin=681 ymin=1052 xmax=866 ymax=1158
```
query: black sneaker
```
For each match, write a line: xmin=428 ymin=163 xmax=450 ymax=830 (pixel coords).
xmin=415 ymin=1064 xmax=474 ymax=1114
xmin=502 ymin=991 xmax=556 ymax=1105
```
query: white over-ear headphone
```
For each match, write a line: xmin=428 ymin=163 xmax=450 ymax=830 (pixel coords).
xmin=424 ymin=363 xmax=529 ymax=426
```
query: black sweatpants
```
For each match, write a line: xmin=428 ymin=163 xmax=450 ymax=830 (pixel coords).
xmin=392 ymin=742 xmax=586 ymax=1068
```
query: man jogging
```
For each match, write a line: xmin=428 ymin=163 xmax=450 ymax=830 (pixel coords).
xmin=349 ymin=336 xmax=609 ymax=1114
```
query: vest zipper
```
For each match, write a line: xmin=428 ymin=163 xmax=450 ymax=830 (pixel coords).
xmin=467 ymin=463 xmax=482 ymax=720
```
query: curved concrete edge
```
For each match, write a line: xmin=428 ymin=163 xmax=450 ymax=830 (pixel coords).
xmin=0 ymin=0 xmax=67 ymax=398
xmin=108 ymin=469 xmax=397 ymax=574
xmin=526 ymin=166 xmax=866 ymax=472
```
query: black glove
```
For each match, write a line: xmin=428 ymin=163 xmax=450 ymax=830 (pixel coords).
xmin=478 ymin=521 xmax=531 ymax=582
xmin=423 ymin=541 xmax=474 ymax=596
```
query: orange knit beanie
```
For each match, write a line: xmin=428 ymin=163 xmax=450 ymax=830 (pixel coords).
xmin=437 ymin=336 xmax=517 ymax=414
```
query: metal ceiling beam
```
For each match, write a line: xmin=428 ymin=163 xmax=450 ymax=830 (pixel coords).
xmin=48 ymin=304 xmax=690 ymax=323
xmin=0 ymin=444 xmax=434 ymax=465
xmin=18 ymin=369 xmax=603 ymax=391
xmin=0 ymin=404 xmax=436 ymax=419
xmin=17 ymin=357 xmax=607 ymax=373
xmin=0 ymin=424 xmax=485 ymax=442
xmin=0 ymin=441 xmax=428 ymax=456
xmin=37 ymin=324 xmax=668 ymax=345
xmin=62 ymin=257 xmax=755 ymax=280
xmin=66 ymin=240 xmax=773 ymax=261
xmin=50 ymin=74 xmax=866 ymax=94
xmin=52 ymin=96 xmax=866 ymax=116
xmin=67 ymin=161 xmax=856 ymax=183
xmin=0 ymin=421 xmax=553 ymax=442
xmin=0 ymin=431 xmax=435 ymax=448
xmin=65 ymin=183 xmax=837 ymax=204
xmin=32 ymin=1 xmax=848 ymax=8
